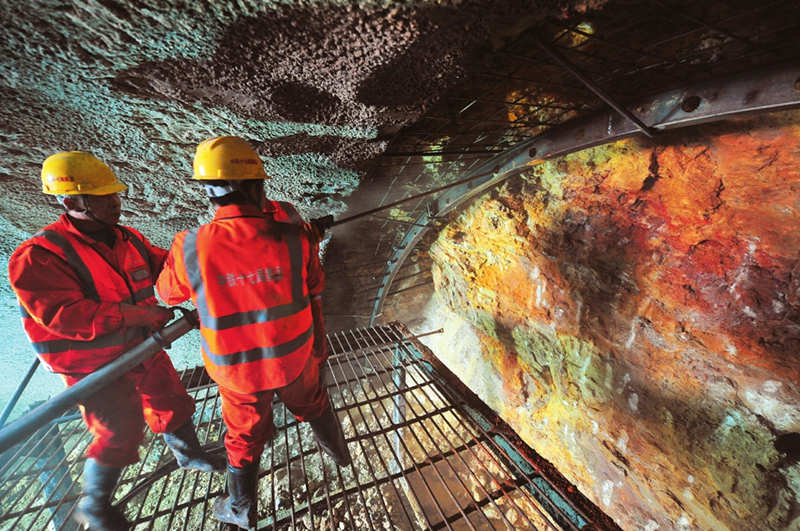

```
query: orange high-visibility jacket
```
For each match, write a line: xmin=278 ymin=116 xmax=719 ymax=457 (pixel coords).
xmin=156 ymin=204 xmax=325 ymax=394
xmin=265 ymin=200 xmax=328 ymax=245
xmin=9 ymin=214 xmax=167 ymax=374
xmin=266 ymin=200 xmax=304 ymax=225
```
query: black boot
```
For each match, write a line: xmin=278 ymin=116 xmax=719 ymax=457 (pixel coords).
xmin=73 ymin=459 xmax=129 ymax=531
xmin=163 ymin=421 xmax=227 ymax=473
xmin=213 ymin=462 xmax=259 ymax=529
xmin=309 ymin=406 xmax=352 ymax=466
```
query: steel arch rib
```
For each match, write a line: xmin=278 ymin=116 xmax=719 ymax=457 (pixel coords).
xmin=370 ymin=60 xmax=800 ymax=325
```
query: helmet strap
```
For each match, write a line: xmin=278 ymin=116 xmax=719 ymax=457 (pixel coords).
xmin=75 ymin=195 xmax=117 ymax=228
xmin=230 ymin=180 xmax=263 ymax=208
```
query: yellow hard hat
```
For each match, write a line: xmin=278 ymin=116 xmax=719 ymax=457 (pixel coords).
xmin=193 ymin=136 xmax=268 ymax=181
xmin=41 ymin=152 xmax=128 ymax=196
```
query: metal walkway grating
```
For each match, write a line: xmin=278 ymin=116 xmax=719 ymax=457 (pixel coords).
xmin=0 ymin=322 xmax=593 ymax=531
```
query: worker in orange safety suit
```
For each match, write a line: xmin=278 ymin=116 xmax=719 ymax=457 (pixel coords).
xmin=156 ymin=136 xmax=351 ymax=530
xmin=264 ymin=200 xmax=333 ymax=367
xmin=8 ymin=152 xmax=226 ymax=531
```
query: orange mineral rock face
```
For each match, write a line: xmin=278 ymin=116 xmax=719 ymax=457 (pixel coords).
xmin=427 ymin=110 xmax=800 ymax=531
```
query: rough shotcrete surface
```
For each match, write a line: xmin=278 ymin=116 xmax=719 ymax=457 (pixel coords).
xmin=420 ymin=111 xmax=800 ymax=530
xmin=0 ymin=0 xmax=599 ymax=409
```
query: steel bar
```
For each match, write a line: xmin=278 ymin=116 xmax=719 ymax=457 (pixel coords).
xmin=530 ymin=32 xmax=657 ymax=137
xmin=0 ymin=358 xmax=40 ymax=430
xmin=374 ymin=155 xmax=496 ymax=168
xmin=366 ymin=215 xmax=431 ymax=228
xmin=648 ymin=0 xmax=779 ymax=58
xmin=0 ymin=312 xmax=198 ymax=455
xmin=382 ymin=149 xmax=503 ymax=157
xmin=386 ymin=279 xmax=435 ymax=297
xmin=444 ymin=94 xmax=593 ymax=112
xmin=331 ymin=169 xmax=496 ymax=227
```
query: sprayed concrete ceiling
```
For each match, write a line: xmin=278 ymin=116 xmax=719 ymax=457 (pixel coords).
xmin=0 ymin=0 xmax=590 ymax=238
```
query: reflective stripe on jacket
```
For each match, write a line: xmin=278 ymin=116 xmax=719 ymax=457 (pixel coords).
xmin=265 ymin=200 xmax=325 ymax=245
xmin=157 ymin=204 xmax=324 ymax=394
xmin=266 ymin=200 xmax=304 ymax=225
xmin=9 ymin=214 xmax=164 ymax=374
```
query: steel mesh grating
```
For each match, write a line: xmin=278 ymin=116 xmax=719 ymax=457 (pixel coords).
xmin=0 ymin=322 xmax=594 ymax=531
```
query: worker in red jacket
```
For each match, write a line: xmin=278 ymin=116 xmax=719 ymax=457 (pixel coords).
xmin=8 ymin=152 xmax=226 ymax=531
xmin=156 ymin=136 xmax=351 ymax=529
xmin=263 ymin=199 xmax=333 ymax=366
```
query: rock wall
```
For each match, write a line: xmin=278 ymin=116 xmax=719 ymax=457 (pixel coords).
xmin=418 ymin=111 xmax=800 ymax=530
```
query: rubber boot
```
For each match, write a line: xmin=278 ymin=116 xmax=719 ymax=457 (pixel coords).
xmin=213 ymin=462 xmax=259 ymax=530
xmin=162 ymin=421 xmax=227 ymax=473
xmin=73 ymin=459 xmax=129 ymax=531
xmin=309 ymin=406 xmax=352 ymax=466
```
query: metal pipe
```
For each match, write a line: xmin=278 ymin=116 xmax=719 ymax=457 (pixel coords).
xmin=331 ymin=169 xmax=496 ymax=227
xmin=0 ymin=312 xmax=198 ymax=455
xmin=529 ymin=32 xmax=657 ymax=137
xmin=366 ymin=214 xmax=431 ymax=228
xmin=0 ymin=359 xmax=40 ymax=429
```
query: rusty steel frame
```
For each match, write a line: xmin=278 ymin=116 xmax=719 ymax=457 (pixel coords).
xmin=369 ymin=61 xmax=800 ymax=324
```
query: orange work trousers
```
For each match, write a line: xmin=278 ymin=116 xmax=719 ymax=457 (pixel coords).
xmin=63 ymin=351 xmax=195 ymax=468
xmin=218 ymin=354 xmax=328 ymax=468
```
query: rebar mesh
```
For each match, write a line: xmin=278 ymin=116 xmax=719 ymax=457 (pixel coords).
xmin=0 ymin=322 xmax=595 ymax=530
xmin=341 ymin=0 xmax=800 ymax=323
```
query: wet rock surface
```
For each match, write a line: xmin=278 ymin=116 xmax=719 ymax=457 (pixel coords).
xmin=418 ymin=111 xmax=800 ymax=530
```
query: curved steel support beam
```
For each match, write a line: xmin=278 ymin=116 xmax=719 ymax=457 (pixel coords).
xmin=370 ymin=60 xmax=800 ymax=325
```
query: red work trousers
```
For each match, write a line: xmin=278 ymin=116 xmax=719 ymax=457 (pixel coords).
xmin=218 ymin=354 xmax=328 ymax=468
xmin=63 ymin=351 xmax=195 ymax=468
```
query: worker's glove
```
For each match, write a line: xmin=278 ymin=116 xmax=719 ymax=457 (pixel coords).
xmin=310 ymin=215 xmax=334 ymax=235
xmin=120 ymin=304 xmax=175 ymax=331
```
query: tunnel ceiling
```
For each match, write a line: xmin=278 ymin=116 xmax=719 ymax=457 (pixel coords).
xmin=1 ymin=0 xmax=799 ymax=330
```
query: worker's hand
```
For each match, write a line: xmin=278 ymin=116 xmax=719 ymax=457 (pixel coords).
xmin=120 ymin=304 xmax=175 ymax=331
xmin=310 ymin=215 xmax=334 ymax=234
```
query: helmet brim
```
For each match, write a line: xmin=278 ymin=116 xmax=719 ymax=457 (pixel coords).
xmin=44 ymin=182 xmax=129 ymax=196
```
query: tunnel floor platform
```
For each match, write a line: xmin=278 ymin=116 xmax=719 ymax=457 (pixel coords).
xmin=0 ymin=321 xmax=605 ymax=531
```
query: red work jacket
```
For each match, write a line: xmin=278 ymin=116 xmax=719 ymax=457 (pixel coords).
xmin=156 ymin=204 xmax=325 ymax=394
xmin=265 ymin=200 xmax=304 ymax=225
xmin=9 ymin=214 xmax=167 ymax=374
xmin=265 ymin=200 xmax=325 ymax=244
